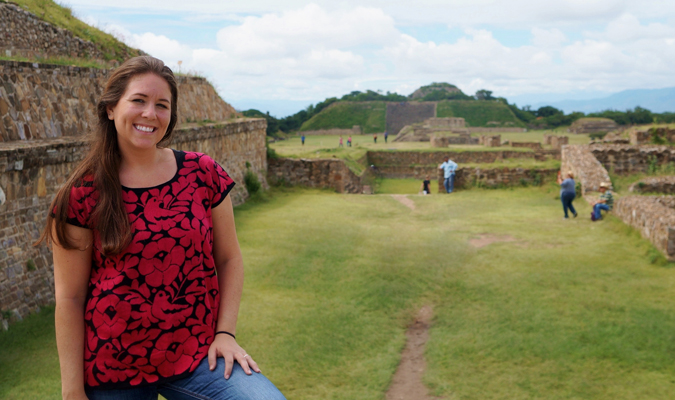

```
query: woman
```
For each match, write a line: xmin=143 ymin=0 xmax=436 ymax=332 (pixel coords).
xmin=557 ymin=170 xmax=577 ymax=219
xmin=41 ymin=56 xmax=285 ymax=400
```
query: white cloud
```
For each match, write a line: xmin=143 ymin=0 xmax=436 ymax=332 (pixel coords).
xmin=77 ymin=2 xmax=675 ymax=114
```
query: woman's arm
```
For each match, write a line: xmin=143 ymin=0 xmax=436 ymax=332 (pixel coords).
xmin=209 ymin=196 xmax=260 ymax=379
xmin=53 ymin=224 xmax=93 ymax=400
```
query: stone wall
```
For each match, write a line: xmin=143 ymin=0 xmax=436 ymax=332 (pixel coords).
xmin=560 ymin=145 xmax=611 ymax=196
xmin=0 ymin=2 xmax=104 ymax=61
xmin=386 ymin=102 xmax=436 ymax=135
xmin=629 ymin=176 xmax=675 ymax=194
xmin=590 ymin=144 xmax=675 ymax=175
xmin=426 ymin=117 xmax=465 ymax=128
xmin=300 ymin=126 xmax=362 ymax=136
xmin=267 ymin=157 xmax=362 ymax=194
xmin=367 ymin=150 xmax=534 ymax=168
xmin=467 ymin=127 xmax=527 ymax=133
xmin=0 ymin=60 xmax=237 ymax=142
xmin=0 ymin=119 xmax=266 ymax=323
xmin=433 ymin=167 xmax=555 ymax=191
xmin=569 ymin=118 xmax=618 ymax=134
xmin=479 ymin=135 xmax=501 ymax=147
xmin=613 ymin=196 xmax=675 ymax=261
xmin=543 ymin=135 xmax=569 ymax=149
xmin=511 ymin=142 xmax=542 ymax=150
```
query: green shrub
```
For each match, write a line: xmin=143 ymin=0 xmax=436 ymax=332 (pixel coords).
xmin=244 ymin=169 xmax=261 ymax=194
xmin=25 ymin=259 xmax=36 ymax=272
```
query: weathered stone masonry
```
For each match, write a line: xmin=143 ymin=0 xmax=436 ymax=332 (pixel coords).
xmin=0 ymin=60 xmax=237 ymax=142
xmin=267 ymin=157 xmax=362 ymax=194
xmin=0 ymin=2 xmax=104 ymax=60
xmin=0 ymin=119 xmax=267 ymax=323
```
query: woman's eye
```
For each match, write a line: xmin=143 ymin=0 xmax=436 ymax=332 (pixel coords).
xmin=132 ymin=99 xmax=144 ymax=103
xmin=157 ymin=103 xmax=168 ymax=109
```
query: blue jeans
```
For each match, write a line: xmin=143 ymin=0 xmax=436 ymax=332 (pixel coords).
xmin=444 ymin=174 xmax=455 ymax=193
xmin=85 ymin=358 xmax=286 ymax=400
xmin=561 ymin=192 xmax=576 ymax=218
xmin=594 ymin=203 xmax=610 ymax=220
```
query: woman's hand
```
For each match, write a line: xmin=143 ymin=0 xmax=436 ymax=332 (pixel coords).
xmin=207 ymin=334 xmax=261 ymax=379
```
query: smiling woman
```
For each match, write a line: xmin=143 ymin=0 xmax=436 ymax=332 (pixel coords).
xmin=37 ymin=56 xmax=286 ymax=400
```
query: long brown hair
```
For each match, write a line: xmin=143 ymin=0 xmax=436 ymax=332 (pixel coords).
xmin=39 ymin=56 xmax=178 ymax=255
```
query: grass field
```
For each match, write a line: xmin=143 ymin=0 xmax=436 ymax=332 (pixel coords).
xmin=437 ymin=100 xmax=525 ymax=128
xmin=2 ymin=185 xmax=674 ymax=399
xmin=299 ymin=102 xmax=387 ymax=134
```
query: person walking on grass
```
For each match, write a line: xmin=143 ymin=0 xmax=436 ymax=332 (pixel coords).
xmin=373 ymin=133 xmax=377 ymax=144
xmin=41 ymin=56 xmax=285 ymax=400
xmin=557 ymin=170 xmax=577 ymax=219
xmin=347 ymin=135 xmax=352 ymax=147
xmin=301 ymin=133 xmax=305 ymax=146
xmin=339 ymin=136 xmax=344 ymax=148
xmin=439 ymin=156 xmax=458 ymax=193
xmin=384 ymin=131 xmax=388 ymax=143
xmin=592 ymin=182 xmax=614 ymax=221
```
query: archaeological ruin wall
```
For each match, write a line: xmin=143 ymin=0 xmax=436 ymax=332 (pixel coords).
xmin=0 ymin=2 xmax=104 ymax=61
xmin=385 ymin=102 xmax=436 ymax=135
xmin=0 ymin=60 xmax=237 ymax=142
xmin=590 ymin=144 xmax=675 ymax=175
xmin=267 ymin=157 xmax=362 ymax=194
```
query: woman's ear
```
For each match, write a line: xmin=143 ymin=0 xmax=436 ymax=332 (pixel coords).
xmin=106 ymin=105 xmax=114 ymax=120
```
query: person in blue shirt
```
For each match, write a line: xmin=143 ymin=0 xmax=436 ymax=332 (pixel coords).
xmin=301 ymin=134 xmax=305 ymax=146
xmin=439 ymin=157 xmax=458 ymax=193
xmin=557 ymin=170 xmax=577 ymax=219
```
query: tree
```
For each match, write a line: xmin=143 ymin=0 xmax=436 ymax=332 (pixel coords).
xmin=536 ymin=106 xmax=563 ymax=118
xmin=475 ymin=89 xmax=494 ymax=100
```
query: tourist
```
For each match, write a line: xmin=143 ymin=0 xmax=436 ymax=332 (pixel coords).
xmin=439 ymin=156 xmax=458 ymax=193
xmin=592 ymin=182 xmax=614 ymax=221
xmin=339 ymin=136 xmax=344 ymax=148
xmin=347 ymin=135 xmax=352 ymax=147
xmin=373 ymin=133 xmax=377 ymax=144
xmin=384 ymin=131 xmax=388 ymax=143
xmin=421 ymin=175 xmax=432 ymax=195
xmin=301 ymin=133 xmax=305 ymax=146
xmin=557 ymin=170 xmax=577 ymax=219
xmin=41 ymin=56 xmax=286 ymax=400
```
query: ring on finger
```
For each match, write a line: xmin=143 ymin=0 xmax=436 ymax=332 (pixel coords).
xmin=243 ymin=354 xmax=250 ymax=358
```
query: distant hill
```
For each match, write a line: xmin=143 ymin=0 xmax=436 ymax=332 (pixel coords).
xmin=535 ymin=87 xmax=675 ymax=114
xmin=298 ymin=99 xmax=524 ymax=133
xmin=300 ymin=102 xmax=386 ymax=133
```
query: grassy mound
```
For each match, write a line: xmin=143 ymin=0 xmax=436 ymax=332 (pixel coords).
xmin=437 ymin=100 xmax=525 ymax=127
xmin=299 ymin=101 xmax=386 ymax=133
xmin=5 ymin=0 xmax=143 ymax=63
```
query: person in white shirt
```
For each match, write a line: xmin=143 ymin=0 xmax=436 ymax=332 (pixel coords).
xmin=439 ymin=157 xmax=458 ymax=193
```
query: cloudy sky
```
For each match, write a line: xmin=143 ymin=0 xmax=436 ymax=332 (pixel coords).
xmin=69 ymin=0 xmax=675 ymax=117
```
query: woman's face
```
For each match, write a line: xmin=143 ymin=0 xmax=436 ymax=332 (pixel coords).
xmin=107 ymin=73 xmax=172 ymax=154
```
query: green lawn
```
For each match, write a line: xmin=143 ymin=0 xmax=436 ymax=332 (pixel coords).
xmin=2 ymin=185 xmax=674 ymax=399
xmin=437 ymin=100 xmax=525 ymax=127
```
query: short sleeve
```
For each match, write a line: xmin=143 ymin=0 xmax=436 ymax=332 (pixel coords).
xmin=209 ymin=160 xmax=236 ymax=208
xmin=65 ymin=177 xmax=98 ymax=228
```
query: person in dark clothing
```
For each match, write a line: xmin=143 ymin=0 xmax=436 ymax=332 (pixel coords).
xmin=557 ymin=170 xmax=577 ymax=219
xmin=384 ymin=131 xmax=388 ymax=143
xmin=421 ymin=175 xmax=432 ymax=195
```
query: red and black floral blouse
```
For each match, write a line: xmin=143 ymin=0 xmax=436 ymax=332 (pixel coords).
xmin=66 ymin=150 xmax=235 ymax=389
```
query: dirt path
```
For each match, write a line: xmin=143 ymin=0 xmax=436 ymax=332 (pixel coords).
xmin=386 ymin=305 xmax=441 ymax=400
xmin=391 ymin=195 xmax=416 ymax=210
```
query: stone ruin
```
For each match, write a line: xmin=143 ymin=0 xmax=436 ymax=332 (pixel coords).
xmin=479 ymin=135 xmax=501 ymax=147
xmin=543 ymin=135 xmax=569 ymax=149
xmin=630 ymin=127 xmax=675 ymax=145
xmin=394 ymin=117 xmax=475 ymax=144
xmin=563 ymin=143 xmax=675 ymax=261
xmin=568 ymin=118 xmax=618 ymax=134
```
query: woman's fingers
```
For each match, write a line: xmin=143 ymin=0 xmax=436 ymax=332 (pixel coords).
xmin=247 ymin=355 xmax=261 ymax=373
xmin=207 ymin=346 xmax=217 ymax=371
xmin=224 ymin=353 xmax=235 ymax=379
xmin=236 ymin=353 xmax=252 ymax=375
